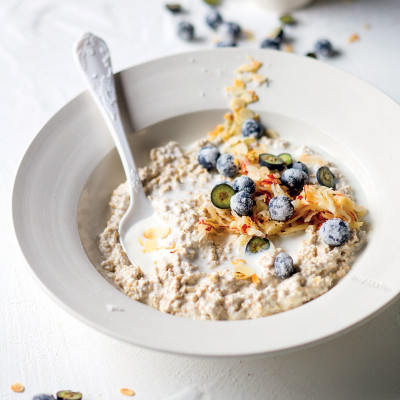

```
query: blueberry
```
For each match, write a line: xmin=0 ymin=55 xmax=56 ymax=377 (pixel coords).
xmin=292 ymin=161 xmax=309 ymax=177
xmin=206 ymin=8 xmax=223 ymax=30
xmin=230 ymin=191 xmax=254 ymax=216
xmin=268 ymin=195 xmax=294 ymax=221
xmin=220 ymin=22 xmax=241 ymax=40
xmin=269 ymin=27 xmax=284 ymax=43
xmin=320 ymin=218 xmax=350 ymax=247
xmin=32 ymin=395 xmax=55 ymax=400
xmin=260 ymin=38 xmax=280 ymax=50
xmin=198 ymin=145 xmax=220 ymax=170
xmin=314 ymin=39 xmax=333 ymax=57
xmin=233 ymin=176 xmax=256 ymax=194
xmin=216 ymin=153 xmax=238 ymax=177
xmin=242 ymin=119 xmax=263 ymax=138
xmin=216 ymin=39 xmax=237 ymax=47
xmin=281 ymin=168 xmax=308 ymax=192
xmin=178 ymin=21 xmax=195 ymax=41
xmin=274 ymin=252 xmax=295 ymax=279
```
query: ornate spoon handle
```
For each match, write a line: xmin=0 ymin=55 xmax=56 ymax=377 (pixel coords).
xmin=74 ymin=32 xmax=142 ymax=196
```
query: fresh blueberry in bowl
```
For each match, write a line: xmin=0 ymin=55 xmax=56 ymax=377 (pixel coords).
xmin=206 ymin=8 xmax=223 ymax=30
xmin=314 ymin=39 xmax=333 ymax=57
xmin=260 ymin=38 xmax=280 ymax=50
xmin=230 ymin=191 xmax=254 ymax=216
xmin=242 ymin=119 xmax=263 ymax=138
xmin=281 ymin=168 xmax=308 ymax=192
xmin=320 ymin=218 xmax=350 ymax=247
xmin=198 ymin=145 xmax=220 ymax=170
xmin=216 ymin=153 xmax=238 ymax=177
xmin=268 ymin=195 xmax=294 ymax=221
xmin=274 ymin=252 xmax=295 ymax=279
xmin=178 ymin=21 xmax=195 ymax=41
xmin=292 ymin=161 xmax=309 ymax=177
xmin=233 ymin=176 xmax=256 ymax=194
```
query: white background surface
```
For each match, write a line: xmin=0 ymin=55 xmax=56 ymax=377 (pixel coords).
xmin=2 ymin=0 xmax=400 ymax=399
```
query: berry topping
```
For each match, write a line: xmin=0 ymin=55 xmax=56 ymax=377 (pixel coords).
xmin=274 ymin=252 xmax=295 ymax=279
xmin=230 ymin=191 xmax=254 ymax=216
xmin=33 ymin=395 xmax=55 ymax=400
xmin=292 ymin=161 xmax=309 ymax=177
xmin=206 ymin=9 xmax=223 ymax=30
xmin=233 ymin=176 xmax=256 ymax=194
xmin=320 ymin=218 xmax=350 ymax=247
xmin=211 ymin=183 xmax=236 ymax=209
xmin=242 ymin=119 xmax=263 ymax=138
xmin=314 ymin=39 xmax=333 ymax=57
xmin=165 ymin=3 xmax=182 ymax=13
xmin=316 ymin=166 xmax=335 ymax=188
xmin=259 ymin=153 xmax=285 ymax=170
xmin=278 ymin=153 xmax=293 ymax=167
xmin=268 ymin=195 xmax=294 ymax=221
xmin=178 ymin=21 xmax=195 ymax=41
xmin=216 ymin=153 xmax=238 ymax=177
xmin=281 ymin=168 xmax=308 ymax=192
xmin=246 ymin=237 xmax=270 ymax=254
xmin=198 ymin=145 xmax=220 ymax=170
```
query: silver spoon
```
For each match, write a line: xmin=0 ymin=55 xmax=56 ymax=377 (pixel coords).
xmin=74 ymin=32 xmax=153 ymax=265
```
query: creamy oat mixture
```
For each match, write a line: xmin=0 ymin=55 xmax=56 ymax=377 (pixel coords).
xmin=99 ymin=58 xmax=367 ymax=320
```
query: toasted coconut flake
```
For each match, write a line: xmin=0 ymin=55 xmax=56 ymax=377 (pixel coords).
xmin=250 ymin=274 xmax=261 ymax=284
xmin=234 ymin=264 xmax=256 ymax=278
xmin=144 ymin=226 xmax=171 ymax=239
xmin=282 ymin=44 xmax=294 ymax=53
xmin=232 ymin=258 xmax=247 ymax=265
xmin=143 ymin=239 xmax=158 ymax=253
xmin=208 ymin=124 xmax=224 ymax=140
xmin=230 ymin=97 xmax=245 ymax=110
xmin=251 ymin=60 xmax=262 ymax=72
xmin=120 ymin=388 xmax=136 ymax=396
xmin=252 ymin=73 xmax=268 ymax=86
xmin=348 ymin=33 xmax=360 ymax=43
xmin=234 ymin=78 xmax=246 ymax=88
xmin=10 ymin=383 xmax=24 ymax=393
xmin=138 ymin=237 xmax=144 ymax=246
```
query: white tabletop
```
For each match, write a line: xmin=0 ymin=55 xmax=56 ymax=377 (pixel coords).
xmin=2 ymin=0 xmax=400 ymax=399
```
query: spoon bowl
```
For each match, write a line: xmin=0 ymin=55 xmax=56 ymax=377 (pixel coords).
xmin=74 ymin=32 xmax=152 ymax=265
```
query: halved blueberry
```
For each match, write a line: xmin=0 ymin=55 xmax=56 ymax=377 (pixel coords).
xmin=278 ymin=153 xmax=293 ymax=167
xmin=316 ymin=166 xmax=335 ymax=188
xmin=246 ymin=237 xmax=270 ymax=254
xmin=211 ymin=183 xmax=235 ymax=209
xmin=259 ymin=153 xmax=285 ymax=170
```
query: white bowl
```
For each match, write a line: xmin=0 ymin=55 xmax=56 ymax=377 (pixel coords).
xmin=13 ymin=49 xmax=400 ymax=357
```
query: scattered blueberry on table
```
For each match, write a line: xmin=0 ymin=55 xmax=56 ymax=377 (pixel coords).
xmin=216 ymin=153 xmax=238 ymax=177
xmin=281 ymin=168 xmax=308 ymax=191
xmin=274 ymin=252 xmax=295 ymax=279
xmin=32 ymin=395 xmax=55 ymax=400
xmin=178 ymin=21 xmax=195 ymax=41
xmin=268 ymin=195 xmax=294 ymax=221
xmin=242 ymin=119 xmax=263 ymax=138
xmin=230 ymin=191 xmax=254 ymax=216
xmin=260 ymin=38 xmax=280 ymax=50
xmin=233 ymin=175 xmax=256 ymax=194
xmin=206 ymin=8 xmax=223 ymax=30
xmin=220 ymin=22 xmax=242 ymax=40
xmin=320 ymin=218 xmax=350 ymax=247
xmin=198 ymin=145 xmax=220 ymax=170
xmin=216 ymin=39 xmax=237 ymax=47
xmin=314 ymin=39 xmax=333 ymax=57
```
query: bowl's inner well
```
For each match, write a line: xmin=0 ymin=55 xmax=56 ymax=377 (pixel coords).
xmin=78 ymin=110 xmax=372 ymax=289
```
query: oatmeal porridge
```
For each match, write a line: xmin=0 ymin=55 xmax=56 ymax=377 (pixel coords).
xmin=99 ymin=58 xmax=367 ymax=320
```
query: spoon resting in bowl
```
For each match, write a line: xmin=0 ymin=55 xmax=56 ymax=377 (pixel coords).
xmin=74 ymin=32 xmax=153 ymax=266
